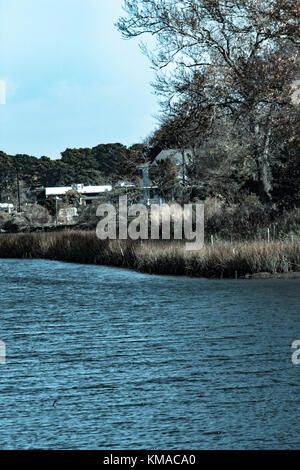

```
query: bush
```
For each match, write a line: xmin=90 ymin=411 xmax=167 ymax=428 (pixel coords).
xmin=23 ymin=204 xmax=52 ymax=225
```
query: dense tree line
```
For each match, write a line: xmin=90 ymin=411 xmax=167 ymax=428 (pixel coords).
xmin=0 ymin=143 xmax=146 ymax=202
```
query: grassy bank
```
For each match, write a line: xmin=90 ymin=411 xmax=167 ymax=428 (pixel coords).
xmin=0 ymin=231 xmax=299 ymax=278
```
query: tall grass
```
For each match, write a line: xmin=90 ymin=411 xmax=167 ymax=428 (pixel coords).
xmin=0 ymin=231 xmax=299 ymax=278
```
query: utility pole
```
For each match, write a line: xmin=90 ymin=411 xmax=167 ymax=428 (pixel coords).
xmin=181 ymin=149 xmax=185 ymax=187
xmin=16 ymin=167 xmax=21 ymax=212
xmin=55 ymin=196 xmax=59 ymax=225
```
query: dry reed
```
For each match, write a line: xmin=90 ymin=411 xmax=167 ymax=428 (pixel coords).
xmin=0 ymin=231 xmax=299 ymax=278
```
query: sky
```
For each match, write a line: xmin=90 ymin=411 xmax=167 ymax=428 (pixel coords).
xmin=0 ymin=0 xmax=159 ymax=159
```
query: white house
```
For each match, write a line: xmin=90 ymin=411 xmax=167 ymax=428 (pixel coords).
xmin=45 ymin=183 xmax=112 ymax=198
xmin=153 ymin=149 xmax=193 ymax=182
xmin=36 ymin=183 xmax=112 ymax=205
xmin=0 ymin=203 xmax=14 ymax=214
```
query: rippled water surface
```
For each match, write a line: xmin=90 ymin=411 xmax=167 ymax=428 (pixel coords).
xmin=0 ymin=258 xmax=300 ymax=449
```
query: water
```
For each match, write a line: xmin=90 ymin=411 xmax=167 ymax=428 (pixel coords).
xmin=0 ymin=258 xmax=300 ymax=449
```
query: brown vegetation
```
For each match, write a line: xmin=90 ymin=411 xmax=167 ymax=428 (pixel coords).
xmin=0 ymin=231 xmax=299 ymax=279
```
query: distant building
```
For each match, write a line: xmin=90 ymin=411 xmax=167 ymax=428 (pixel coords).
xmin=35 ymin=183 xmax=112 ymax=206
xmin=153 ymin=149 xmax=193 ymax=182
xmin=0 ymin=203 xmax=14 ymax=214
xmin=115 ymin=181 xmax=136 ymax=189
xmin=137 ymin=162 xmax=162 ymax=205
xmin=32 ymin=154 xmax=196 ymax=211
xmin=136 ymin=149 xmax=194 ymax=204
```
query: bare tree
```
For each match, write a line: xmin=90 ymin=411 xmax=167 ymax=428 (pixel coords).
xmin=118 ymin=0 xmax=300 ymax=204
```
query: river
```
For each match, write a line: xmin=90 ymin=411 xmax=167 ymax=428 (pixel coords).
xmin=0 ymin=258 xmax=299 ymax=449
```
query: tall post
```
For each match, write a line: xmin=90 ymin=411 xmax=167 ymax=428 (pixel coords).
xmin=16 ymin=167 xmax=21 ymax=213
xmin=181 ymin=149 xmax=185 ymax=187
xmin=55 ymin=197 xmax=58 ymax=226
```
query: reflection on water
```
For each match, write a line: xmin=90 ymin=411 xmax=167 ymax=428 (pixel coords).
xmin=0 ymin=258 xmax=300 ymax=449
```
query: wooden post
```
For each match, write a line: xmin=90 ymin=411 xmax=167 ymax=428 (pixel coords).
xmin=16 ymin=167 xmax=21 ymax=213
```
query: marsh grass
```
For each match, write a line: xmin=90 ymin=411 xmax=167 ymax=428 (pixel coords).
xmin=0 ymin=231 xmax=299 ymax=278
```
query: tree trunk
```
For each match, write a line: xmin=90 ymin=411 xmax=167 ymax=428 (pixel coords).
xmin=256 ymin=125 xmax=273 ymax=205
xmin=251 ymin=118 xmax=273 ymax=206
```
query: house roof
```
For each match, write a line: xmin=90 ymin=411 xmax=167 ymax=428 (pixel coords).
xmin=45 ymin=187 xmax=71 ymax=196
xmin=154 ymin=149 xmax=192 ymax=166
xmin=115 ymin=181 xmax=135 ymax=188
xmin=81 ymin=185 xmax=112 ymax=194
xmin=45 ymin=185 xmax=112 ymax=197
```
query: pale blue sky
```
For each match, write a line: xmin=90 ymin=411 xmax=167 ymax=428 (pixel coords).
xmin=0 ymin=0 xmax=158 ymax=158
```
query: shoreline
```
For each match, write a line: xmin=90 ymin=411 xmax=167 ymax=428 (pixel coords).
xmin=1 ymin=256 xmax=300 ymax=281
xmin=0 ymin=230 xmax=299 ymax=280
